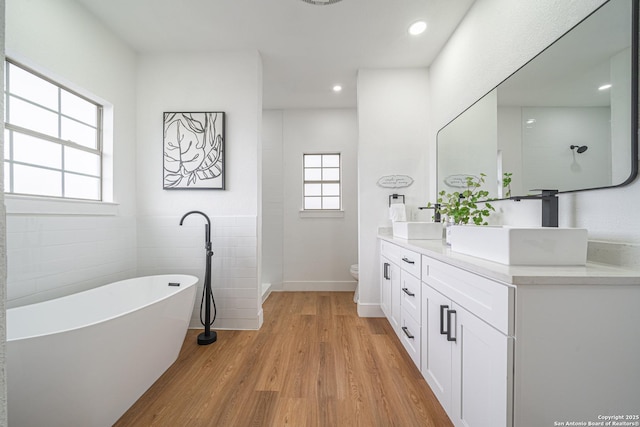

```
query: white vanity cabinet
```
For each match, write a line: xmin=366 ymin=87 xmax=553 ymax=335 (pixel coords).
xmin=379 ymin=234 xmax=640 ymax=427
xmin=380 ymin=240 xmax=422 ymax=367
xmin=421 ymin=255 xmax=513 ymax=427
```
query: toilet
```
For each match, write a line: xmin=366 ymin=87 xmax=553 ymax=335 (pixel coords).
xmin=350 ymin=264 xmax=359 ymax=281
xmin=350 ymin=264 xmax=359 ymax=303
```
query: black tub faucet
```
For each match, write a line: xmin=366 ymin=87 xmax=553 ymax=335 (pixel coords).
xmin=179 ymin=210 xmax=212 ymax=252
xmin=510 ymin=189 xmax=559 ymax=227
xmin=179 ymin=210 xmax=217 ymax=345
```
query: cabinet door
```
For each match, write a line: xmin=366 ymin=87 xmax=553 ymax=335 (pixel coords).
xmin=389 ymin=262 xmax=401 ymax=332
xmin=451 ymin=303 xmax=512 ymax=427
xmin=380 ymin=256 xmax=392 ymax=318
xmin=421 ymin=283 xmax=453 ymax=414
xmin=380 ymin=257 xmax=401 ymax=332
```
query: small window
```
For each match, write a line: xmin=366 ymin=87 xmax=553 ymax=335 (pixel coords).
xmin=303 ymin=153 xmax=341 ymax=210
xmin=4 ymin=59 xmax=103 ymax=201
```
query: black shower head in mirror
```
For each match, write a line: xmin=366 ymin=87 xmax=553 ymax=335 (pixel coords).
xmin=570 ymin=145 xmax=588 ymax=153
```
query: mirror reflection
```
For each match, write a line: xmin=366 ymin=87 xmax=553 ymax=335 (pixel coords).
xmin=437 ymin=0 xmax=637 ymax=199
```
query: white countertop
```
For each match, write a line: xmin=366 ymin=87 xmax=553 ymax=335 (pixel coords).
xmin=378 ymin=230 xmax=640 ymax=286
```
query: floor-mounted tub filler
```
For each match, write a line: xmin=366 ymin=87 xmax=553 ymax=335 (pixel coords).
xmin=180 ymin=210 xmax=218 ymax=345
xmin=7 ymin=274 xmax=198 ymax=427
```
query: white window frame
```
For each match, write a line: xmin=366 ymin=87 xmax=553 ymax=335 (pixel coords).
xmin=302 ymin=153 xmax=342 ymax=213
xmin=4 ymin=58 xmax=104 ymax=201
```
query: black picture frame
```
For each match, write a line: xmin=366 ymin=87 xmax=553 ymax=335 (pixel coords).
xmin=163 ymin=112 xmax=225 ymax=190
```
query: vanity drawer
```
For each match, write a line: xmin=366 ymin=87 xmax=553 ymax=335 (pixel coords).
xmin=421 ymin=255 xmax=514 ymax=335
xmin=400 ymin=270 xmax=421 ymax=323
xmin=380 ymin=241 xmax=421 ymax=279
xmin=400 ymin=310 xmax=421 ymax=368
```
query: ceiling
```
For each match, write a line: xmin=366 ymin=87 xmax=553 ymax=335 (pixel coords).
xmin=74 ymin=0 xmax=475 ymax=109
xmin=497 ymin=0 xmax=631 ymax=108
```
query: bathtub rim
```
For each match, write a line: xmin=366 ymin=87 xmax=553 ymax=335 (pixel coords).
xmin=7 ymin=274 xmax=199 ymax=342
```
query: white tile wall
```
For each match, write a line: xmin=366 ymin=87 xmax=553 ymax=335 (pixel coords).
xmin=6 ymin=215 xmax=137 ymax=307
xmin=7 ymin=212 xmax=260 ymax=329
xmin=136 ymin=215 xmax=260 ymax=330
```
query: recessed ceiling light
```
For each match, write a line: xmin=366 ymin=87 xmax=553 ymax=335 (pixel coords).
xmin=408 ymin=21 xmax=427 ymax=36
xmin=333 ymin=85 xmax=342 ymax=92
xmin=300 ymin=0 xmax=343 ymax=5
xmin=598 ymin=83 xmax=612 ymax=91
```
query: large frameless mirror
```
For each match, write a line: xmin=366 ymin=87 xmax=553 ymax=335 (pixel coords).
xmin=437 ymin=0 xmax=638 ymax=199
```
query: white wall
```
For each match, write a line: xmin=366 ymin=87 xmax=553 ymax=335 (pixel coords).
xmin=611 ymin=47 xmax=633 ymax=184
xmin=135 ymin=51 xmax=263 ymax=330
xmin=0 ymin=0 xmax=7 ymax=421
xmin=357 ymin=69 xmax=430 ymax=316
xmin=261 ymin=110 xmax=284 ymax=296
xmin=280 ymin=109 xmax=358 ymax=291
xmin=429 ymin=0 xmax=640 ymax=266
xmin=4 ymin=0 xmax=138 ymax=306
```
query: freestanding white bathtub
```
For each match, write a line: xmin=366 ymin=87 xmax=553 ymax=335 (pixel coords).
xmin=7 ymin=274 xmax=198 ymax=427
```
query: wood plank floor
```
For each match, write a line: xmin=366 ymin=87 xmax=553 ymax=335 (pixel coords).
xmin=115 ymin=292 xmax=453 ymax=426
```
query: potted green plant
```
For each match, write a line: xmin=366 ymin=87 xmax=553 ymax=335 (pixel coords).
xmin=503 ymin=172 xmax=513 ymax=199
xmin=431 ymin=173 xmax=495 ymax=225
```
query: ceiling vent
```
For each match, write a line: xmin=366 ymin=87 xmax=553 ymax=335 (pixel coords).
xmin=300 ymin=0 xmax=344 ymax=5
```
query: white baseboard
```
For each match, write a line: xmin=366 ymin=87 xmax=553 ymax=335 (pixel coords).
xmin=282 ymin=280 xmax=357 ymax=292
xmin=261 ymin=282 xmax=272 ymax=303
xmin=357 ymin=302 xmax=384 ymax=318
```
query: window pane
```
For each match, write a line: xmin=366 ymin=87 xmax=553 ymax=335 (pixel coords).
xmin=304 ymin=168 xmax=321 ymax=181
xmin=9 ymin=96 xmax=59 ymax=137
xmin=323 ymin=154 xmax=340 ymax=167
xmin=4 ymin=161 xmax=11 ymax=192
xmin=322 ymin=183 xmax=340 ymax=196
xmin=303 ymin=153 xmax=341 ymax=211
xmin=64 ymin=147 xmax=100 ymax=176
xmin=304 ymin=197 xmax=322 ymax=209
xmin=323 ymin=197 xmax=340 ymax=209
xmin=64 ymin=173 xmax=100 ymax=200
xmin=14 ymin=132 xmax=62 ymax=169
xmin=61 ymin=90 xmax=97 ymax=126
xmin=4 ymin=129 xmax=9 ymax=159
xmin=304 ymin=183 xmax=321 ymax=196
xmin=323 ymin=168 xmax=340 ymax=181
xmin=5 ymin=60 xmax=104 ymax=201
xmin=13 ymin=164 xmax=62 ymax=197
xmin=304 ymin=154 xmax=322 ymax=167
xmin=61 ymin=117 xmax=97 ymax=148
xmin=8 ymin=63 xmax=58 ymax=110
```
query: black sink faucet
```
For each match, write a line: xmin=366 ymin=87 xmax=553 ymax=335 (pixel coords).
xmin=418 ymin=203 xmax=441 ymax=223
xmin=510 ymin=189 xmax=559 ymax=227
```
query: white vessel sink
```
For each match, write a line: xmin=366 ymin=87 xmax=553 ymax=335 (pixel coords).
xmin=393 ymin=221 xmax=443 ymax=240
xmin=449 ymin=225 xmax=588 ymax=266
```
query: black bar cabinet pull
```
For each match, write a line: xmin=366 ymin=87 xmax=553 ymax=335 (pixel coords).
xmin=402 ymin=287 xmax=415 ymax=297
xmin=447 ymin=309 xmax=457 ymax=342
xmin=402 ymin=326 xmax=415 ymax=339
xmin=402 ymin=257 xmax=415 ymax=265
xmin=440 ymin=305 xmax=449 ymax=335
xmin=383 ymin=262 xmax=390 ymax=280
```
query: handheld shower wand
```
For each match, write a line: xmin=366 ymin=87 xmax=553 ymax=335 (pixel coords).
xmin=180 ymin=210 xmax=217 ymax=345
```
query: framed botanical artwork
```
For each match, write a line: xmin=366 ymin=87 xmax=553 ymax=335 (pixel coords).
xmin=163 ymin=112 xmax=225 ymax=189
